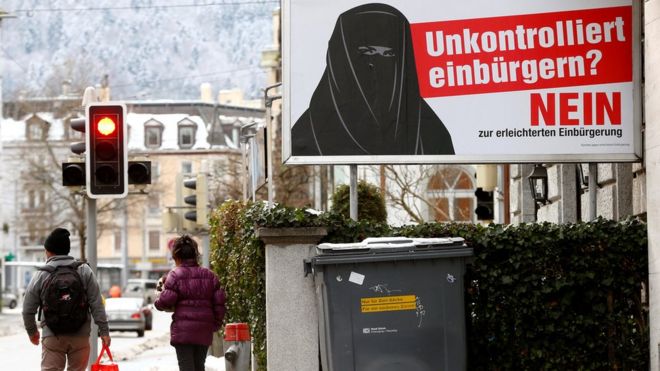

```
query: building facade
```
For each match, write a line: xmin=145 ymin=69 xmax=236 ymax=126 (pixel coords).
xmin=0 ymin=89 xmax=264 ymax=293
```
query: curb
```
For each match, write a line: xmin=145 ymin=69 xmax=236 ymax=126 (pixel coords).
xmin=113 ymin=332 xmax=171 ymax=361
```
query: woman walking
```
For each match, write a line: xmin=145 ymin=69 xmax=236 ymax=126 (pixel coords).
xmin=155 ymin=235 xmax=226 ymax=371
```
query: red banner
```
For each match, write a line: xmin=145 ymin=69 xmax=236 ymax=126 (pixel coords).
xmin=410 ymin=6 xmax=632 ymax=97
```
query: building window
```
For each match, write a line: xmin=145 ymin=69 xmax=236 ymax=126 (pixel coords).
xmin=151 ymin=162 xmax=160 ymax=181
xmin=148 ymin=193 xmax=160 ymax=214
xmin=177 ymin=119 xmax=196 ymax=149
xmin=181 ymin=161 xmax=193 ymax=175
xmin=114 ymin=232 xmax=121 ymax=252
xmin=144 ymin=119 xmax=164 ymax=149
xmin=27 ymin=190 xmax=36 ymax=209
xmin=427 ymin=167 xmax=475 ymax=222
xmin=28 ymin=122 xmax=44 ymax=141
xmin=148 ymin=231 xmax=160 ymax=251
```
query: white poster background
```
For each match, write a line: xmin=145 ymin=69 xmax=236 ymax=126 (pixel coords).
xmin=282 ymin=0 xmax=641 ymax=164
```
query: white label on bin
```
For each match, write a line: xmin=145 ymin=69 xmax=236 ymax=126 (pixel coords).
xmin=349 ymin=271 xmax=365 ymax=285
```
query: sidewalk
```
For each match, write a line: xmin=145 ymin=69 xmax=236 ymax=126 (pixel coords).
xmin=1 ymin=307 xmax=227 ymax=370
xmin=147 ymin=355 xmax=226 ymax=371
xmin=0 ymin=308 xmax=23 ymax=337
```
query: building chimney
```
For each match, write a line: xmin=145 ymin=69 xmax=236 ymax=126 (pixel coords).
xmin=200 ymin=83 xmax=213 ymax=103
xmin=98 ymin=75 xmax=111 ymax=102
xmin=61 ymin=80 xmax=72 ymax=96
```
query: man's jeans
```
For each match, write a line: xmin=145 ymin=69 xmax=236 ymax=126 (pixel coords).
xmin=41 ymin=335 xmax=90 ymax=371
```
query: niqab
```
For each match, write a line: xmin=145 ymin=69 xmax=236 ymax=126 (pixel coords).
xmin=292 ymin=3 xmax=455 ymax=156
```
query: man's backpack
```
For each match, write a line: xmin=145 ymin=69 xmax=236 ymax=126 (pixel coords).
xmin=38 ymin=261 xmax=89 ymax=334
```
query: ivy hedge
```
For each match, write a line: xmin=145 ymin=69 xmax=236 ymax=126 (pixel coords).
xmin=210 ymin=201 xmax=648 ymax=370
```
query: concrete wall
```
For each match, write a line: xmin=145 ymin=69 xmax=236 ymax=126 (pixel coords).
xmin=258 ymin=227 xmax=327 ymax=371
xmin=511 ymin=161 xmax=641 ymax=223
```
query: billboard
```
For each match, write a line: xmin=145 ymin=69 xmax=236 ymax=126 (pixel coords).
xmin=282 ymin=0 xmax=641 ymax=164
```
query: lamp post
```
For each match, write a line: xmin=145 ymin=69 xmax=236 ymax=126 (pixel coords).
xmin=239 ymin=122 xmax=258 ymax=201
xmin=528 ymin=164 xmax=549 ymax=206
xmin=0 ymin=10 xmax=16 ymax=130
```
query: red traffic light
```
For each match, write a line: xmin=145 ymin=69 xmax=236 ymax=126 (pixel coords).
xmin=96 ymin=116 xmax=117 ymax=136
xmin=86 ymin=103 xmax=127 ymax=198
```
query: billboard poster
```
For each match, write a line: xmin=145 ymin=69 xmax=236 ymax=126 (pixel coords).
xmin=282 ymin=0 xmax=641 ymax=164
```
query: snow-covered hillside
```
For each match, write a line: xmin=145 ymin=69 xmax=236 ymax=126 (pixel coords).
xmin=0 ymin=0 xmax=276 ymax=100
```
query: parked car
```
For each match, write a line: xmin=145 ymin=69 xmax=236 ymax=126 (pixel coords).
xmin=105 ymin=297 xmax=146 ymax=337
xmin=2 ymin=291 xmax=17 ymax=309
xmin=123 ymin=279 xmax=158 ymax=304
xmin=132 ymin=297 xmax=153 ymax=331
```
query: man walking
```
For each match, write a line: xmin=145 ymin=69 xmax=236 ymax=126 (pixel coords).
xmin=22 ymin=227 xmax=111 ymax=371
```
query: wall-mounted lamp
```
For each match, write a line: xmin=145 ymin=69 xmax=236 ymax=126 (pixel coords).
xmin=577 ymin=163 xmax=589 ymax=188
xmin=528 ymin=164 xmax=549 ymax=205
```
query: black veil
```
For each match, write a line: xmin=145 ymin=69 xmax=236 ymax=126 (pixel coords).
xmin=291 ymin=3 xmax=455 ymax=156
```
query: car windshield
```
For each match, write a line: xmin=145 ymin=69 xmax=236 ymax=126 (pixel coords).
xmin=105 ymin=298 xmax=142 ymax=311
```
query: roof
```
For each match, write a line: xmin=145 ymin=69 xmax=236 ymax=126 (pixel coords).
xmin=1 ymin=105 xmax=265 ymax=151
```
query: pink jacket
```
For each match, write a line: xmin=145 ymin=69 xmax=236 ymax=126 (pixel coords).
xmin=155 ymin=260 xmax=226 ymax=346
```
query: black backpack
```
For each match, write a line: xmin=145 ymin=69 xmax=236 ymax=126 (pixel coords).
xmin=38 ymin=261 xmax=89 ymax=334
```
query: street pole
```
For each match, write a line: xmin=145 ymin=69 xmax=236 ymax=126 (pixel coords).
xmin=0 ymin=11 xmax=16 ymax=149
xmin=350 ymin=165 xmax=358 ymax=221
xmin=86 ymin=199 xmax=98 ymax=370
xmin=121 ymin=199 xmax=128 ymax=288
xmin=588 ymin=163 xmax=598 ymax=221
xmin=202 ymin=233 xmax=210 ymax=268
xmin=79 ymin=86 xmax=100 ymax=371
xmin=0 ymin=12 xmax=17 ymax=295
xmin=264 ymin=83 xmax=281 ymax=208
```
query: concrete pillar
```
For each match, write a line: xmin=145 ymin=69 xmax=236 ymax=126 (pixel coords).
xmin=257 ymin=227 xmax=327 ymax=371
xmin=615 ymin=163 xmax=633 ymax=220
xmin=511 ymin=164 xmax=537 ymax=223
xmin=646 ymin=0 xmax=660 ymax=368
xmin=559 ymin=164 xmax=578 ymax=224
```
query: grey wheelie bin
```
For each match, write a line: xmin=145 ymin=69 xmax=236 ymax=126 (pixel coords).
xmin=305 ymin=237 xmax=472 ymax=371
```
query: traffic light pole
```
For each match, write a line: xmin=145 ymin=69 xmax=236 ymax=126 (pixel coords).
xmin=86 ymin=198 xmax=99 ymax=370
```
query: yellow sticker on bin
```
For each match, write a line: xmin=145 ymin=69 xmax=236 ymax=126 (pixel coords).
xmin=361 ymin=295 xmax=417 ymax=313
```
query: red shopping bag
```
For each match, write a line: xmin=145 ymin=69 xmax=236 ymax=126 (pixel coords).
xmin=92 ymin=343 xmax=119 ymax=371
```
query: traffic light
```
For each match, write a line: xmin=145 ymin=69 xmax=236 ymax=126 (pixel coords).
xmin=474 ymin=187 xmax=494 ymax=221
xmin=61 ymin=116 xmax=87 ymax=187
xmin=62 ymin=162 xmax=86 ymax=186
xmin=127 ymin=161 xmax=151 ymax=185
xmin=182 ymin=174 xmax=209 ymax=230
xmin=85 ymin=103 xmax=127 ymax=198
xmin=69 ymin=116 xmax=86 ymax=155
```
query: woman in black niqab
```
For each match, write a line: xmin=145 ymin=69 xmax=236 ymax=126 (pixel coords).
xmin=291 ymin=3 xmax=455 ymax=156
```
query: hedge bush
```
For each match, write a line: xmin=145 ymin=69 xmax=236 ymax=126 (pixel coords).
xmin=330 ymin=180 xmax=388 ymax=223
xmin=210 ymin=202 xmax=648 ymax=370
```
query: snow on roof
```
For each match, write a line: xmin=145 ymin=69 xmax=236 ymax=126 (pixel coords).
xmin=1 ymin=112 xmax=267 ymax=151
xmin=127 ymin=113 xmax=211 ymax=150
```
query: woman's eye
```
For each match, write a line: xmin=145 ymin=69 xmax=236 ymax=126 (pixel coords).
xmin=358 ymin=47 xmax=376 ymax=55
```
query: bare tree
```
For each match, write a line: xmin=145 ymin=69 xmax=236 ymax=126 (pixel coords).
xmin=378 ymin=164 xmax=475 ymax=223
xmin=209 ymin=154 xmax=244 ymax=206
xmin=377 ymin=165 xmax=436 ymax=223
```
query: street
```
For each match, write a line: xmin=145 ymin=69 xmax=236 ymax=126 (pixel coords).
xmin=0 ymin=306 xmax=226 ymax=370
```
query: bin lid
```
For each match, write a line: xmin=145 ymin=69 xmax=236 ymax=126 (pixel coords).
xmin=317 ymin=237 xmax=466 ymax=254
